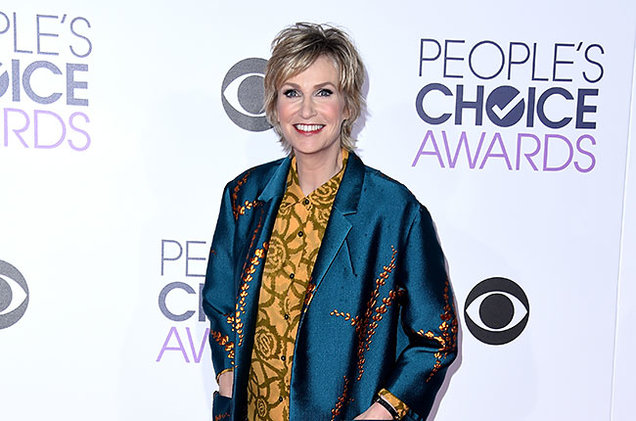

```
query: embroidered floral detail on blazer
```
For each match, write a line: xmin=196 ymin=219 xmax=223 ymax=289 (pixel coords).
xmin=228 ymin=208 xmax=267 ymax=347
xmin=231 ymin=171 xmax=260 ymax=220
xmin=233 ymin=243 xmax=268 ymax=347
xmin=210 ymin=330 xmax=235 ymax=362
xmin=416 ymin=280 xmax=458 ymax=383
xmin=329 ymin=247 xmax=401 ymax=417
xmin=330 ymin=376 xmax=354 ymax=421
xmin=302 ymin=280 xmax=317 ymax=312
xmin=331 ymin=246 xmax=399 ymax=381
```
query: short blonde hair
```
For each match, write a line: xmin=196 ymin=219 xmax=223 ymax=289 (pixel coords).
xmin=264 ymin=22 xmax=365 ymax=152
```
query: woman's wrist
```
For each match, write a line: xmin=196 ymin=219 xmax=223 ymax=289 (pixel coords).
xmin=353 ymin=401 xmax=394 ymax=420
xmin=374 ymin=396 xmax=399 ymax=420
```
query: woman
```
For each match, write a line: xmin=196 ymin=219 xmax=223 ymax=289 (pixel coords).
xmin=203 ymin=22 xmax=457 ymax=421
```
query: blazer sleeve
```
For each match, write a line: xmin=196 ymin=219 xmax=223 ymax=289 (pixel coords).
xmin=383 ymin=205 xmax=458 ymax=419
xmin=202 ymin=184 xmax=237 ymax=379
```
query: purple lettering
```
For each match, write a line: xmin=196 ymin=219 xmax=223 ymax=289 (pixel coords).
xmin=442 ymin=130 xmax=485 ymax=169
xmin=34 ymin=109 xmax=65 ymax=148
xmin=479 ymin=132 xmax=512 ymax=170
xmin=412 ymin=130 xmax=445 ymax=168
xmin=574 ymin=135 xmax=596 ymax=173
xmin=68 ymin=111 xmax=90 ymax=151
xmin=3 ymin=108 xmax=30 ymax=147
xmin=156 ymin=326 xmax=190 ymax=363
xmin=186 ymin=327 xmax=210 ymax=363
xmin=515 ymin=133 xmax=541 ymax=171
xmin=543 ymin=134 xmax=574 ymax=171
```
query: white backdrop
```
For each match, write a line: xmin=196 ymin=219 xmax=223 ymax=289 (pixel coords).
xmin=611 ymin=48 xmax=636 ymax=420
xmin=1 ymin=1 xmax=635 ymax=420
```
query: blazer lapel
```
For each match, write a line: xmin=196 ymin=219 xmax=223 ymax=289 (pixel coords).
xmin=233 ymin=157 xmax=290 ymax=412
xmin=308 ymin=152 xmax=364 ymax=293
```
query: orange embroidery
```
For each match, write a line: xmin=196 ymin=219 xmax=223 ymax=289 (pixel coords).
xmin=227 ymin=208 xmax=266 ymax=346
xmin=210 ymin=330 xmax=235 ymax=361
xmin=236 ymin=199 xmax=260 ymax=219
xmin=330 ymin=376 xmax=353 ymax=421
xmin=214 ymin=413 xmax=230 ymax=421
xmin=231 ymin=171 xmax=260 ymax=220
xmin=329 ymin=247 xmax=400 ymax=417
xmin=302 ymin=280 xmax=316 ymax=311
xmin=416 ymin=281 xmax=457 ymax=383
xmin=234 ymin=242 xmax=268 ymax=347
xmin=331 ymin=246 xmax=399 ymax=381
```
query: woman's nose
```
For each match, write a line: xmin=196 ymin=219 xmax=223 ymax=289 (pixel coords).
xmin=300 ymin=97 xmax=317 ymax=119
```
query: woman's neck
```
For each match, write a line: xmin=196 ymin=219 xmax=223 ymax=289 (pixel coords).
xmin=295 ymin=148 xmax=343 ymax=196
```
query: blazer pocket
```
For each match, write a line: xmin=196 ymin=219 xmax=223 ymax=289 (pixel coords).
xmin=212 ymin=391 xmax=232 ymax=420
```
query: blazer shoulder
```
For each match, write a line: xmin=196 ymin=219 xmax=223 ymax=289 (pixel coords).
xmin=361 ymin=164 xmax=425 ymax=211
xmin=226 ymin=157 xmax=287 ymax=188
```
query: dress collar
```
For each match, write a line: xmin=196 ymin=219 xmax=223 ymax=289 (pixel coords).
xmin=280 ymin=150 xmax=349 ymax=209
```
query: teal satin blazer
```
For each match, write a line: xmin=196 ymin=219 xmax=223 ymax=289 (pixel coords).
xmin=203 ymin=152 xmax=457 ymax=421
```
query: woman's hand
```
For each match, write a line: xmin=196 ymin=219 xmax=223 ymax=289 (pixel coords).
xmin=353 ymin=401 xmax=393 ymax=420
xmin=218 ymin=371 xmax=233 ymax=398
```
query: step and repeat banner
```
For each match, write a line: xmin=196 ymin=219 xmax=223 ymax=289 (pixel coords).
xmin=1 ymin=1 xmax=635 ymax=420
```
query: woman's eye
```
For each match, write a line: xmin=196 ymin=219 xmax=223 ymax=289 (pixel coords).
xmin=283 ymin=89 xmax=299 ymax=98
xmin=317 ymin=89 xmax=333 ymax=97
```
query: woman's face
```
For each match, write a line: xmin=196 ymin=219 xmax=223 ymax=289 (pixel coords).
xmin=276 ymin=55 xmax=348 ymax=160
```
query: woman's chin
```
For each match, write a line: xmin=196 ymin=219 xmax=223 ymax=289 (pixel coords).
xmin=290 ymin=141 xmax=341 ymax=160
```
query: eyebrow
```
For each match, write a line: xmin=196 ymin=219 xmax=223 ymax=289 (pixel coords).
xmin=281 ymin=81 xmax=338 ymax=90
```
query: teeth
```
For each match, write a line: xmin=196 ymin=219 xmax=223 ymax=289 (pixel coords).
xmin=295 ymin=124 xmax=324 ymax=132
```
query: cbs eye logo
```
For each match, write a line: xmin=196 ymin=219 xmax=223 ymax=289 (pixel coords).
xmin=0 ymin=260 xmax=29 ymax=329
xmin=221 ymin=57 xmax=272 ymax=132
xmin=464 ymin=277 xmax=529 ymax=345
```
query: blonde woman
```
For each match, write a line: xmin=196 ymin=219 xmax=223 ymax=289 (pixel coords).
xmin=203 ymin=22 xmax=457 ymax=421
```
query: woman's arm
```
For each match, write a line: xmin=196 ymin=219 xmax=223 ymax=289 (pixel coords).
xmin=379 ymin=206 xmax=458 ymax=418
xmin=202 ymin=184 xmax=239 ymax=392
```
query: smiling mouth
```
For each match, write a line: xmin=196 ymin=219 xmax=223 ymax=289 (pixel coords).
xmin=294 ymin=124 xmax=325 ymax=134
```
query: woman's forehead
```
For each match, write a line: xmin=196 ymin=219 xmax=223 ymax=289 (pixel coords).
xmin=278 ymin=55 xmax=342 ymax=88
